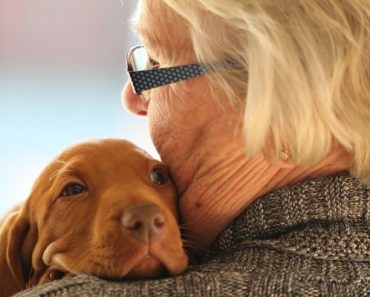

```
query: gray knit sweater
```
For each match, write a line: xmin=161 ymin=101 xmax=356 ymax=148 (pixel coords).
xmin=16 ymin=173 xmax=370 ymax=296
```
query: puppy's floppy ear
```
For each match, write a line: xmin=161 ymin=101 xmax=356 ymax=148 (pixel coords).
xmin=0 ymin=204 xmax=37 ymax=297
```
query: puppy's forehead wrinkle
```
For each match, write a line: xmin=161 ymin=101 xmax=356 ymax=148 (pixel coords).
xmin=49 ymin=161 xmax=74 ymax=181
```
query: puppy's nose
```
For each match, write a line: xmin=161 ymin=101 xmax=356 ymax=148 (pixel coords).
xmin=121 ymin=204 xmax=165 ymax=244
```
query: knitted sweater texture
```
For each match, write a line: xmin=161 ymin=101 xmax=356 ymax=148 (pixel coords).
xmin=16 ymin=173 xmax=370 ymax=296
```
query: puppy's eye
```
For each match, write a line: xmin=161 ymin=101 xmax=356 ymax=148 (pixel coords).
xmin=150 ymin=167 xmax=169 ymax=185
xmin=48 ymin=270 xmax=65 ymax=281
xmin=60 ymin=183 xmax=86 ymax=197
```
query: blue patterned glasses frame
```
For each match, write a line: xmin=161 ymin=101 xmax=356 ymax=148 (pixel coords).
xmin=126 ymin=45 xmax=239 ymax=98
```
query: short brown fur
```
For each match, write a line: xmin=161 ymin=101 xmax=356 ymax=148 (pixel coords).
xmin=0 ymin=139 xmax=188 ymax=297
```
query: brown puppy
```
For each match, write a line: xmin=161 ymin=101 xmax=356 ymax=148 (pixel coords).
xmin=0 ymin=139 xmax=188 ymax=297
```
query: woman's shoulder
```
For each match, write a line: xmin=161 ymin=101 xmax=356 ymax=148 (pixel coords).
xmin=16 ymin=173 xmax=370 ymax=297
xmin=197 ymin=172 xmax=370 ymax=295
xmin=208 ymin=172 xmax=370 ymax=250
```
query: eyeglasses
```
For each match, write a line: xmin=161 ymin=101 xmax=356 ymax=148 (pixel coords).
xmin=126 ymin=45 xmax=240 ymax=98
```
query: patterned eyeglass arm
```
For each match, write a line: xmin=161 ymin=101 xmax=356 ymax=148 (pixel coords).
xmin=128 ymin=63 xmax=210 ymax=95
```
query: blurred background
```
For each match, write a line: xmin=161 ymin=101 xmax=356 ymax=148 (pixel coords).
xmin=0 ymin=0 xmax=157 ymax=216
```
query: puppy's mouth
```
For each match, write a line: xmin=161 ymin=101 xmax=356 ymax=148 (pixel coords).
xmin=118 ymin=241 xmax=186 ymax=279
xmin=124 ymin=254 xmax=166 ymax=279
xmin=43 ymin=241 xmax=187 ymax=280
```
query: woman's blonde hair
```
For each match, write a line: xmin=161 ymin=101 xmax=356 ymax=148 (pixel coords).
xmin=158 ymin=0 xmax=370 ymax=184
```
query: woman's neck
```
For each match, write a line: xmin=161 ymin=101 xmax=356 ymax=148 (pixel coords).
xmin=164 ymin=133 xmax=351 ymax=258
xmin=152 ymin=97 xmax=352 ymax=257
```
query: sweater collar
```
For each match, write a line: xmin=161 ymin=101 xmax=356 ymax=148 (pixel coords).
xmin=204 ymin=172 xmax=370 ymax=261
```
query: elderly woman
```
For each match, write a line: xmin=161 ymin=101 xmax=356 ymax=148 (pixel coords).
xmin=18 ymin=0 xmax=370 ymax=296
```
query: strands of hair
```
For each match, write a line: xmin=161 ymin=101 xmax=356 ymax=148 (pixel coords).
xmin=158 ymin=0 xmax=370 ymax=184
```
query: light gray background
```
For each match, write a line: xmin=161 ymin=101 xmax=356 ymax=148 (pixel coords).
xmin=0 ymin=0 xmax=157 ymax=216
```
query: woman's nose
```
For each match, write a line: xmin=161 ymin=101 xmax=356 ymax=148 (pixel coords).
xmin=121 ymin=81 xmax=148 ymax=116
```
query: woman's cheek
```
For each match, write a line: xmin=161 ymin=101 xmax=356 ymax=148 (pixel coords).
xmin=146 ymin=88 xmax=176 ymax=148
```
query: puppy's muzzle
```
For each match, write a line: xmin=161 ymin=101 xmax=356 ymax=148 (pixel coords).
xmin=121 ymin=204 xmax=165 ymax=244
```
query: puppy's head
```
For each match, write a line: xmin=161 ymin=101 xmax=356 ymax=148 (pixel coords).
xmin=4 ymin=139 xmax=188 ymax=290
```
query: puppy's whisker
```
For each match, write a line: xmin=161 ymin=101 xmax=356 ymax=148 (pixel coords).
xmin=182 ymin=238 xmax=196 ymax=245
xmin=178 ymin=221 xmax=192 ymax=226
xmin=182 ymin=238 xmax=199 ymax=250
xmin=179 ymin=226 xmax=190 ymax=231
xmin=27 ymin=267 xmax=33 ymax=288
xmin=29 ymin=267 xmax=37 ymax=288
xmin=178 ymin=222 xmax=193 ymax=229
xmin=181 ymin=233 xmax=198 ymax=242
xmin=183 ymin=243 xmax=199 ymax=253
xmin=183 ymin=244 xmax=197 ymax=251
xmin=27 ymin=268 xmax=31 ymax=287
xmin=181 ymin=236 xmax=202 ymax=261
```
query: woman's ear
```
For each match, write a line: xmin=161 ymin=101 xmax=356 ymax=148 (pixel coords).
xmin=0 ymin=205 xmax=37 ymax=297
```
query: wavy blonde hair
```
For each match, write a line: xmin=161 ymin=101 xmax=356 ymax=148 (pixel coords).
xmin=153 ymin=0 xmax=370 ymax=184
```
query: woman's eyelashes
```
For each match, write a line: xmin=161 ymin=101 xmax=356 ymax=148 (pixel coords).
xmin=149 ymin=56 xmax=160 ymax=69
